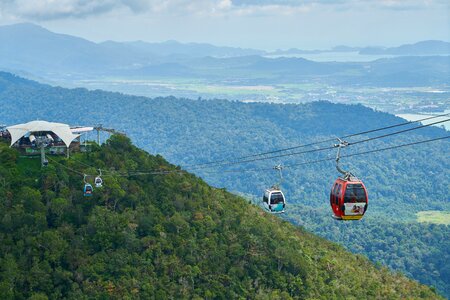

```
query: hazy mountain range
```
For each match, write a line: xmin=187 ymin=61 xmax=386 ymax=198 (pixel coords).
xmin=2 ymin=23 xmax=448 ymax=60
xmin=0 ymin=23 xmax=449 ymax=87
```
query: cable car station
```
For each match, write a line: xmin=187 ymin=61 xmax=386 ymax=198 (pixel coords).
xmin=0 ymin=120 xmax=94 ymax=165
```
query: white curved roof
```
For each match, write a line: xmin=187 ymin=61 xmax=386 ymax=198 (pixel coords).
xmin=71 ymin=126 xmax=94 ymax=134
xmin=6 ymin=120 xmax=80 ymax=147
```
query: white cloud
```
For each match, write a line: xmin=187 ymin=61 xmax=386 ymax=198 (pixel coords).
xmin=0 ymin=0 xmax=447 ymax=20
xmin=0 ymin=0 xmax=150 ymax=20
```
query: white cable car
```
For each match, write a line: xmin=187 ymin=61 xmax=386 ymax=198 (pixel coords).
xmin=262 ymin=164 xmax=286 ymax=213
xmin=263 ymin=188 xmax=286 ymax=213
xmin=94 ymin=169 xmax=103 ymax=188
xmin=94 ymin=176 xmax=103 ymax=188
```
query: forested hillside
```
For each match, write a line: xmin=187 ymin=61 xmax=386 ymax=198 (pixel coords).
xmin=0 ymin=137 xmax=442 ymax=299
xmin=284 ymin=207 xmax=450 ymax=296
xmin=0 ymin=72 xmax=447 ymax=217
xmin=0 ymin=72 xmax=449 ymax=297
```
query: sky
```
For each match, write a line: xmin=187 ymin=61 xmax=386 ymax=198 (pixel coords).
xmin=0 ymin=0 xmax=449 ymax=50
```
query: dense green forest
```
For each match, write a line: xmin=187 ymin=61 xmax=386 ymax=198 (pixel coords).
xmin=0 ymin=72 xmax=449 ymax=297
xmin=283 ymin=206 xmax=450 ymax=296
xmin=0 ymin=136 xmax=442 ymax=299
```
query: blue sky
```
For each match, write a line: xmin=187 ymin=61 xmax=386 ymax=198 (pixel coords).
xmin=0 ymin=0 xmax=449 ymax=50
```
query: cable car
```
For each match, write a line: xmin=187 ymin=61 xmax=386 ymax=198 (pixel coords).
xmin=262 ymin=164 xmax=286 ymax=213
xmin=263 ymin=188 xmax=286 ymax=213
xmin=94 ymin=176 xmax=103 ymax=188
xmin=94 ymin=169 xmax=103 ymax=188
xmin=84 ymin=183 xmax=93 ymax=196
xmin=330 ymin=138 xmax=368 ymax=220
xmin=330 ymin=177 xmax=368 ymax=220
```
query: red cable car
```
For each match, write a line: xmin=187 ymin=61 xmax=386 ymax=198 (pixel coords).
xmin=330 ymin=138 xmax=368 ymax=220
xmin=330 ymin=177 xmax=368 ymax=220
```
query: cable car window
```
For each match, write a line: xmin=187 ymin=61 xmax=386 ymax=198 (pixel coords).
xmin=344 ymin=184 xmax=366 ymax=203
xmin=263 ymin=195 xmax=268 ymax=204
xmin=330 ymin=184 xmax=335 ymax=205
xmin=332 ymin=184 xmax=339 ymax=203
xmin=270 ymin=193 xmax=284 ymax=204
xmin=335 ymin=184 xmax=341 ymax=205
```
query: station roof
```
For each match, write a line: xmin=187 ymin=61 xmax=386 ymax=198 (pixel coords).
xmin=6 ymin=120 xmax=80 ymax=147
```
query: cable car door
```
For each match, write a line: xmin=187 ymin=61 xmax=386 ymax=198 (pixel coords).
xmin=342 ymin=183 xmax=367 ymax=220
xmin=263 ymin=191 xmax=270 ymax=211
xmin=269 ymin=191 xmax=285 ymax=213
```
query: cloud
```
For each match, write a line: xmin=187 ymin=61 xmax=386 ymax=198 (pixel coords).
xmin=0 ymin=0 xmax=150 ymax=20
xmin=233 ymin=0 xmax=449 ymax=11
xmin=0 ymin=0 xmax=447 ymax=20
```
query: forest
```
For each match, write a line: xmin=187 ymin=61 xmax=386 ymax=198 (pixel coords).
xmin=0 ymin=72 xmax=449 ymax=297
xmin=0 ymin=135 xmax=443 ymax=299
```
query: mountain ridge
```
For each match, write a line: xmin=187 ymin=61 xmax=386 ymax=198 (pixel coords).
xmin=359 ymin=40 xmax=450 ymax=55
xmin=0 ymin=133 xmax=443 ymax=299
xmin=0 ymin=23 xmax=448 ymax=87
xmin=0 ymin=72 xmax=449 ymax=297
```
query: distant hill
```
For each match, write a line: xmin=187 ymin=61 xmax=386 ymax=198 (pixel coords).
xmin=0 ymin=72 xmax=449 ymax=297
xmin=0 ymin=23 xmax=263 ymax=75
xmin=268 ymin=45 xmax=361 ymax=55
xmin=0 ymin=23 xmax=448 ymax=87
xmin=0 ymin=133 xmax=443 ymax=298
xmin=359 ymin=40 xmax=450 ymax=55
xmin=110 ymin=39 xmax=265 ymax=57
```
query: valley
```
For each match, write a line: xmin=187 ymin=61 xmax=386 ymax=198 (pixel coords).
xmin=0 ymin=72 xmax=449 ymax=297
xmin=59 ymin=76 xmax=450 ymax=116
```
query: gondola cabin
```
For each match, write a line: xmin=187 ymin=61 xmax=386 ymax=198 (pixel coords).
xmin=330 ymin=178 xmax=368 ymax=220
xmin=84 ymin=183 xmax=93 ymax=197
xmin=95 ymin=176 xmax=103 ymax=188
xmin=263 ymin=188 xmax=286 ymax=214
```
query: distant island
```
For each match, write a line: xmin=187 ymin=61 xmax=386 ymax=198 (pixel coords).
xmin=359 ymin=40 xmax=450 ymax=55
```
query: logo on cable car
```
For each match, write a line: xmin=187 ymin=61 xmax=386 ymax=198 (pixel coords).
xmin=344 ymin=203 xmax=365 ymax=215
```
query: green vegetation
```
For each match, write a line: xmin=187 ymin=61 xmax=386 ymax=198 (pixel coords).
xmin=284 ymin=205 xmax=450 ymax=297
xmin=0 ymin=137 xmax=442 ymax=299
xmin=0 ymin=72 xmax=449 ymax=297
xmin=417 ymin=211 xmax=450 ymax=225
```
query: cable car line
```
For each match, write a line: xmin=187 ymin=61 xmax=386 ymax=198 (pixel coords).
xmin=85 ymin=115 xmax=447 ymax=175
xmin=111 ymin=134 xmax=448 ymax=176
xmin=185 ymin=118 xmax=449 ymax=171
xmin=348 ymin=118 xmax=449 ymax=146
xmin=182 ymin=113 xmax=449 ymax=169
xmin=46 ymin=156 xmax=85 ymax=176
xmin=47 ymin=134 xmax=449 ymax=209
xmin=47 ymin=155 xmax=178 ymax=178
xmin=118 ymin=135 xmax=450 ymax=176
xmin=283 ymin=135 xmax=450 ymax=170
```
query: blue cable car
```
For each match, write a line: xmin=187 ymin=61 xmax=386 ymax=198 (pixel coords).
xmin=84 ymin=183 xmax=93 ymax=196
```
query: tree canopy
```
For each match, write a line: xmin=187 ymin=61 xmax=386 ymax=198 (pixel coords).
xmin=0 ymin=136 xmax=443 ymax=299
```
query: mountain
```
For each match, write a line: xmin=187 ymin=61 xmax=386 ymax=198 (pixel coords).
xmin=268 ymin=48 xmax=323 ymax=55
xmin=0 ymin=132 xmax=442 ymax=298
xmin=0 ymin=72 xmax=449 ymax=296
xmin=1 ymin=23 xmax=448 ymax=87
xmin=0 ymin=23 xmax=155 ymax=75
xmin=117 ymin=40 xmax=265 ymax=57
xmin=0 ymin=23 xmax=263 ymax=76
xmin=267 ymin=45 xmax=361 ymax=55
xmin=359 ymin=40 xmax=450 ymax=55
